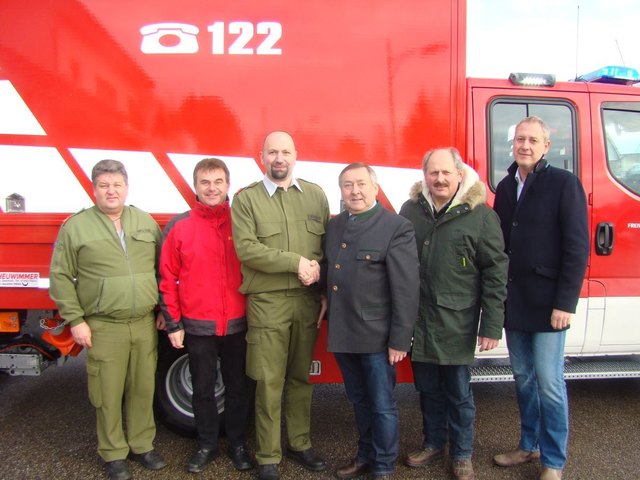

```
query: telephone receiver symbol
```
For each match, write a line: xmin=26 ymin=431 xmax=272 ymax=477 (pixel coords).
xmin=140 ymin=23 xmax=200 ymax=54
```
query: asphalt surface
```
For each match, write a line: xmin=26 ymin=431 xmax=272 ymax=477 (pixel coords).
xmin=1 ymin=353 xmax=639 ymax=480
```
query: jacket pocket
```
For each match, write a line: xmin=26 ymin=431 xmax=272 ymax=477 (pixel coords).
xmin=535 ymin=265 xmax=559 ymax=279
xmin=95 ymin=272 xmax=158 ymax=319
xmin=131 ymin=230 xmax=157 ymax=243
xmin=449 ymin=240 xmax=475 ymax=272
xmin=95 ymin=275 xmax=133 ymax=317
xmin=527 ymin=266 xmax=558 ymax=307
xmin=256 ymin=222 xmax=282 ymax=249
xmin=361 ymin=304 xmax=391 ymax=321
xmin=436 ymin=292 xmax=476 ymax=311
xmin=305 ymin=219 xmax=325 ymax=258
xmin=94 ymin=279 xmax=106 ymax=313
xmin=256 ymin=222 xmax=282 ymax=238
xmin=305 ymin=219 xmax=325 ymax=236
xmin=86 ymin=362 xmax=102 ymax=408
xmin=356 ymin=250 xmax=382 ymax=262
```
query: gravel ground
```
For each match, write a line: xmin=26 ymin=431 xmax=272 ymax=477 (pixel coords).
xmin=1 ymin=353 xmax=639 ymax=480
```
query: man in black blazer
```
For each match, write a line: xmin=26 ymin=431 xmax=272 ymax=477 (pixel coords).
xmin=493 ymin=116 xmax=589 ymax=480
xmin=323 ymin=163 xmax=419 ymax=480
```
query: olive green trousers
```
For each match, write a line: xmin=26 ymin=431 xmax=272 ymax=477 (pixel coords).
xmin=86 ymin=313 xmax=157 ymax=461
xmin=245 ymin=290 xmax=320 ymax=465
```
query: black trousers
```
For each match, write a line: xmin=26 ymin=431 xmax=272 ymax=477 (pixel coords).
xmin=184 ymin=331 xmax=250 ymax=449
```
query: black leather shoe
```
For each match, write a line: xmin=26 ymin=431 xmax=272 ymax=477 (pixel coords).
xmin=105 ymin=460 xmax=132 ymax=480
xmin=228 ymin=444 xmax=254 ymax=471
xmin=187 ymin=447 xmax=218 ymax=473
xmin=128 ymin=449 xmax=167 ymax=470
xmin=258 ymin=464 xmax=280 ymax=480
xmin=285 ymin=447 xmax=327 ymax=472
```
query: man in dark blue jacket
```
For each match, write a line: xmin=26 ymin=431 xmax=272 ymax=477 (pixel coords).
xmin=323 ymin=163 xmax=419 ymax=480
xmin=493 ymin=116 xmax=589 ymax=480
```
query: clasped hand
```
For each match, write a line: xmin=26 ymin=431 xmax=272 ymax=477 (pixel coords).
xmin=298 ymin=257 xmax=320 ymax=286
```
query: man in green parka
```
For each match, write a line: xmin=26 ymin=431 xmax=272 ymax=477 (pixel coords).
xmin=399 ymin=147 xmax=508 ymax=480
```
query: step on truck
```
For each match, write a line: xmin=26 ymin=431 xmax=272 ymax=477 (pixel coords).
xmin=1 ymin=0 xmax=639 ymax=435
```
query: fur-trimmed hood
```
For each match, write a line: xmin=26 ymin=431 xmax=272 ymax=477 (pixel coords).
xmin=408 ymin=163 xmax=486 ymax=211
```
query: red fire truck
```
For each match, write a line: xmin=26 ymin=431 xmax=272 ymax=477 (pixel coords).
xmin=1 ymin=0 xmax=639 ymax=435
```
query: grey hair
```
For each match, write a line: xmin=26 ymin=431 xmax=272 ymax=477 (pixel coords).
xmin=516 ymin=115 xmax=551 ymax=142
xmin=91 ymin=159 xmax=128 ymax=185
xmin=422 ymin=147 xmax=464 ymax=173
xmin=338 ymin=162 xmax=378 ymax=185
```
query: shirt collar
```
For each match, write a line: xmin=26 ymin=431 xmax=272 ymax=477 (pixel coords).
xmin=515 ymin=168 xmax=526 ymax=200
xmin=262 ymin=176 xmax=303 ymax=197
xmin=348 ymin=201 xmax=380 ymax=221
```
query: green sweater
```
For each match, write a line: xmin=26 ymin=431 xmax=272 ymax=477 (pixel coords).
xmin=231 ymin=179 xmax=329 ymax=294
xmin=49 ymin=206 xmax=161 ymax=326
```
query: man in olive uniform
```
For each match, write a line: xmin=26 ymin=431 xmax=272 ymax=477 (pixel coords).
xmin=232 ymin=131 xmax=330 ymax=480
xmin=50 ymin=159 xmax=165 ymax=480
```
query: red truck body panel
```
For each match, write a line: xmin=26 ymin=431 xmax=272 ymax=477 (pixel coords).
xmin=1 ymin=1 xmax=640 ymax=384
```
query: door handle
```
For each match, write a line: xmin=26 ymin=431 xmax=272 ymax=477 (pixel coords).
xmin=595 ymin=222 xmax=614 ymax=256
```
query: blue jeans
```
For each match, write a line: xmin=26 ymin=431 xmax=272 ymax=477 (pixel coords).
xmin=334 ymin=352 xmax=399 ymax=476
xmin=506 ymin=329 xmax=568 ymax=470
xmin=411 ymin=362 xmax=475 ymax=460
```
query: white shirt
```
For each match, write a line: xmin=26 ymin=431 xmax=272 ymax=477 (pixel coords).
xmin=262 ymin=176 xmax=303 ymax=197
xmin=515 ymin=169 xmax=526 ymax=200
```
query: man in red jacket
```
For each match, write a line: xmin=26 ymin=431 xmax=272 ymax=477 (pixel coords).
xmin=158 ymin=158 xmax=253 ymax=474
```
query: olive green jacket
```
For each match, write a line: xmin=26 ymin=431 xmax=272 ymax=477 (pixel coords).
xmin=231 ymin=179 xmax=329 ymax=294
xmin=399 ymin=166 xmax=508 ymax=365
xmin=49 ymin=206 xmax=161 ymax=326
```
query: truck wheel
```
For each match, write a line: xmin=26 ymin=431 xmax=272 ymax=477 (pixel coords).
xmin=154 ymin=335 xmax=225 ymax=437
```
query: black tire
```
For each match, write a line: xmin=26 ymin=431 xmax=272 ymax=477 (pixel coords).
xmin=154 ymin=333 xmax=225 ymax=437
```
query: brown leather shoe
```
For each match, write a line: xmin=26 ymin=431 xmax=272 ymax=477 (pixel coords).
xmin=452 ymin=458 xmax=474 ymax=480
xmin=335 ymin=458 xmax=369 ymax=479
xmin=539 ymin=467 xmax=563 ymax=479
xmin=493 ymin=449 xmax=541 ymax=467
xmin=404 ymin=447 xmax=445 ymax=467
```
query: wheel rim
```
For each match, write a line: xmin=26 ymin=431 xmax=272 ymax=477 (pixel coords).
xmin=164 ymin=353 xmax=226 ymax=418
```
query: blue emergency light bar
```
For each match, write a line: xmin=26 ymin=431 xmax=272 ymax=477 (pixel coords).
xmin=576 ymin=66 xmax=640 ymax=85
